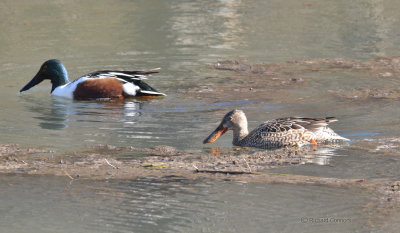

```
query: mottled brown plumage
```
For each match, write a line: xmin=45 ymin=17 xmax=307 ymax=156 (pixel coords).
xmin=203 ymin=110 xmax=349 ymax=149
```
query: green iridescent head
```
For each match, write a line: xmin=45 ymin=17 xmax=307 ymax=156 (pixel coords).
xmin=20 ymin=59 xmax=69 ymax=93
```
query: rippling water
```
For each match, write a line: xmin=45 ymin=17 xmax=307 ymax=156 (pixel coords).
xmin=0 ymin=175 xmax=370 ymax=233
xmin=1 ymin=0 xmax=400 ymax=232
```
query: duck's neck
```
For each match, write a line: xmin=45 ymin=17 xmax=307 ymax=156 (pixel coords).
xmin=50 ymin=67 xmax=69 ymax=92
xmin=232 ymin=120 xmax=249 ymax=146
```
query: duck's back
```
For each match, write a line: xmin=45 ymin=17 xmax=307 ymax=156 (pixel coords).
xmin=240 ymin=117 xmax=345 ymax=148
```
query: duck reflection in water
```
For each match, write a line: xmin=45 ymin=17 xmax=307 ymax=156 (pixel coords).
xmin=20 ymin=95 xmax=144 ymax=130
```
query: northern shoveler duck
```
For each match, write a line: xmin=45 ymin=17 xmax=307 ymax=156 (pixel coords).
xmin=20 ymin=59 xmax=166 ymax=100
xmin=203 ymin=109 xmax=349 ymax=149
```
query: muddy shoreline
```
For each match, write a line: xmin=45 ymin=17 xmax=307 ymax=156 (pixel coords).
xmin=1 ymin=140 xmax=400 ymax=228
xmin=1 ymin=141 xmax=399 ymax=193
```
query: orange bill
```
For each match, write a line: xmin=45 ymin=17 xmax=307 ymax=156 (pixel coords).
xmin=203 ymin=124 xmax=228 ymax=144
xmin=310 ymin=139 xmax=317 ymax=146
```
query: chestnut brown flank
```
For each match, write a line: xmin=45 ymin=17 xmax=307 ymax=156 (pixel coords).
xmin=74 ymin=78 xmax=124 ymax=100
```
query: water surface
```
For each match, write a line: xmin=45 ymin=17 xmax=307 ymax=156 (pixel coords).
xmin=1 ymin=0 xmax=400 ymax=232
xmin=0 ymin=175 xmax=372 ymax=233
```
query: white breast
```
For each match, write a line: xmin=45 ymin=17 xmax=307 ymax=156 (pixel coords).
xmin=51 ymin=77 xmax=88 ymax=99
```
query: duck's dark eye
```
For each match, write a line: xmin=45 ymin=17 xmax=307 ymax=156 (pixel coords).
xmin=42 ymin=65 xmax=48 ymax=70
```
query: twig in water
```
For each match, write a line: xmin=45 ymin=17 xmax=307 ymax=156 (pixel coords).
xmin=63 ymin=171 xmax=75 ymax=191
xmin=135 ymin=164 xmax=167 ymax=168
xmin=192 ymin=164 xmax=199 ymax=172
xmin=243 ymin=158 xmax=252 ymax=172
xmin=194 ymin=169 xmax=256 ymax=175
xmin=104 ymin=158 xmax=118 ymax=169
xmin=63 ymin=169 xmax=74 ymax=180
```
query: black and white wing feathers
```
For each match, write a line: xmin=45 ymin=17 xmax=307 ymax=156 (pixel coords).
xmin=79 ymin=68 xmax=165 ymax=96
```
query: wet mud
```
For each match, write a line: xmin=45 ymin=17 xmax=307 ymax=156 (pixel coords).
xmin=214 ymin=57 xmax=400 ymax=77
xmin=183 ymin=57 xmax=400 ymax=103
xmin=329 ymin=87 xmax=400 ymax=101
xmin=183 ymin=60 xmax=307 ymax=103
xmin=0 ymin=144 xmax=321 ymax=179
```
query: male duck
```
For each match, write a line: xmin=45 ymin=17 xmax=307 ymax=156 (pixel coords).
xmin=203 ymin=110 xmax=349 ymax=149
xmin=20 ymin=59 xmax=166 ymax=100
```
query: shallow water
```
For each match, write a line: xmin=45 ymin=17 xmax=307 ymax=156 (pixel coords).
xmin=1 ymin=0 xmax=400 ymax=232
xmin=0 ymin=175 xmax=371 ymax=233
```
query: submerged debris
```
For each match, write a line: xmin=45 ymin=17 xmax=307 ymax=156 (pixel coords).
xmin=350 ymin=138 xmax=400 ymax=156
xmin=329 ymin=87 xmax=400 ymax=100
xmin=184 ymin=60 xmax=308 ymax=102
xmin=135 ymin=145 xmax=184 ymax=157
xmin=183 ymin=57 xmax=400 ymax=103
xmin=214 ymin=57 xmax=400 ymax=76
xmin=0 ymin=144 xmax=52 ymax=156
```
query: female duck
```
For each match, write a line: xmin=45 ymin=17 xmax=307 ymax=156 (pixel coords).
xmin=203 ymin=110 xmax=349 ymax=149
xmin=20 ymin=59 xmax=166 ymax=100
